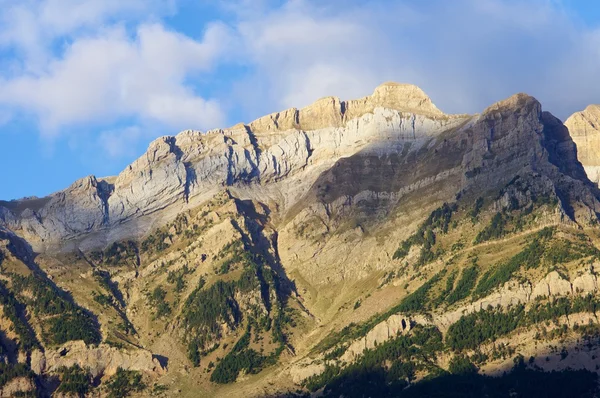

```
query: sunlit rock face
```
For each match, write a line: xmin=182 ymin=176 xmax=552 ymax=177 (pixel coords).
xmin=566 ymin=104 xmax=600 ymax=185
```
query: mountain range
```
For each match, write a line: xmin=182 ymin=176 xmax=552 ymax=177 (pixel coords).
xmin=1 ymin=82 xmax=600 ymax=397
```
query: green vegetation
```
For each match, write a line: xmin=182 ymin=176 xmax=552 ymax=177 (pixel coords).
xmin=314 ymin=271 xmax=446 ymax=355
xmin=394 ymin=271 xmax=446 ymax=313
xmin=93 ymin=270 xmax=124 ymax=306
xmin=446 ymin=263 xmax=479 ymax=305
xmin=167 ymin=265 xmax=193 ymax=293
xmin=11 ymin=274 xmax=101 ymax=345
xmin=141 ymin=229 xmax=173 ymax=254
xmin=90 ymin=241 xmax=138 ymax=266
xmin=57 ymin=364 xmax=92 ymax=396
xmin=214 ymin=240 xmax=249 ymax=275
xmin=474 ymin=212 xmax=507 ymax=244
xmin=0 ymin=280 xmax=40 ymax=350
xmin=393 ymin=203 xmax=456 ymax=266
xmin=469 ymin=197 xmax=484 ymax=222
xmin=434 ymin=270 xmax=457 ymax=305
xmin=183 ymin=280 xmax=239 ymax=343
xmin=448 ymin=355 xmax=478 ymax=375
xmin=182 ymin=237 xmax=288 ymax=367
xmin=447 ymin=294 xmax=600 ymax=351
xmin=210 ymin=325 xmax=268 ymax=384
xmin=149 ymin=286 xmax=171 ymax=318
xmin=92 ymin=291 xmax=115 ymax=308
xmin=0 ymin=363 xmax=34 ymax=389
xmin=446 ymin=305 xmax=524 ymax=351
xmin=105 ymin=367 xmax=145 ymax=398
xmin=474 ymin=227 xmax=600 ymax=298
xmin=305 ymin=325 xmax=443 ymax=394
xmin=141 ymin=213 xmax=196 ymax=255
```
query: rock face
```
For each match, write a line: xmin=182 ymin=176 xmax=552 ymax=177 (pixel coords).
xmin=340 ymin=314 xmax=411 ymax=362
xmin=565 ymin=104 xmax=600 ymax=185
xmin=0 ymin=83 xmax=467 ymax=251
xmin=2 ymin=82 xmax=600 ymax=396
xmin=0 ymin=376 xmax=36 ymax=397
xmin=43 ymin=340 xmax=164 ymax=378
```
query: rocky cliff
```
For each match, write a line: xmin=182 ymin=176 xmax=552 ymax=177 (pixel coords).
xmin=0 ymin=82 xmax=467 ymax=252
xmin=566 ymin=104 xmax=600 ymax=185
xmin=2 ymin=83 xmax=600 ymax=397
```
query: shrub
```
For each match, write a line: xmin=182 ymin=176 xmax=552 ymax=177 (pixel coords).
xmin=449 ymin=355 xmax=478 ymax=375
xmin=57 ymin=364 xmax=92 ymax=396
xmin=105 ymin=368 xmax=145 ymax=398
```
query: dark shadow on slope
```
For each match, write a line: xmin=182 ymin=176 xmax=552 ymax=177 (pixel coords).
xmin=263 ymin=338 xmax=600 ymax=398
xmin=232 ymin=197 xmax=298 ymax=306
xmin=153 ymin=354 xmax=169 ymax=370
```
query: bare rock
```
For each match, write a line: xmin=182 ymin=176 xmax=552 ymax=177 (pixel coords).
xmin=30 ymin=349 xmax=46 ymax=375
xmin=546 ymin=271 xmax=573 ymax=296
xmin=573 ymin=272 xmax=597 ymax=294
xmin=45 ymin=340 xmax=164 ymax=378
xmin=340 ymin=314 xmax=411 ymax=362
xmin=289 ymin=361 xmax=326 ymax=384
xmin=565 ymin=104 xmax=600 ymax=185
xmin=0 ymin=376 xmax=36 ymax=397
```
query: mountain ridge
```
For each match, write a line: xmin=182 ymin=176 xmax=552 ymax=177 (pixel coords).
xmin=0 ymin=82 xmax=470 ymax=252
xmin=3 ymin=82 xmax=600 ymax=397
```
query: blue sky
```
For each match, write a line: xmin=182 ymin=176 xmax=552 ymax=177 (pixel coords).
xmin=0 ymin=0 xmax=599 ymax=200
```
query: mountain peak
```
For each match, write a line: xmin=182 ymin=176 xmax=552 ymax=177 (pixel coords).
xmin=482 ymin=93 xmax=541 ymax=116
xmin=565 ymin=104 xmax=600 ymax=185
xmin=585 ymin=104 xmax=600 ymax=113
xmin=368 ymin=81 xmax=442 ymax=116
xmin=246 ymin=82 xmax=445 ymax=134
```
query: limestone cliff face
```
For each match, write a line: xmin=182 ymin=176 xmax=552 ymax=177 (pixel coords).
xmin=0 ymin=83 xmax=465 ymax=251
xmin=0 ymin=84 xmax=597 ymax=256
xmin=565 ymin=104 xmax=600 ymax=185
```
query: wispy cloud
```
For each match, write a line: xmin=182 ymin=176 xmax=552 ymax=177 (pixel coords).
xmin=227 ymin=0 xmax=600 ymax=120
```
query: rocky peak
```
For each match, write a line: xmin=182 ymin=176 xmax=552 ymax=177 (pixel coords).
xmin=565 ymin=104 xmax=600 ymax=185
xmin=566 ymin=104 xmax=600 ymax=137
xmin=369 ymin=81 xmax=442 ymax=115
xmin=482 ymin=93 xmax=541 ymax=118
xmin=3 ymin=85 xmax=597 ymax=251
xmin=248 ymin=82 xmax=445 ymax=134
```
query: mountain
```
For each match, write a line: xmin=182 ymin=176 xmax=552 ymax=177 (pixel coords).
xmin=565 ymin=104 xmax=600 ymax=186
xmin=2 ymin=83 xmax=600 ymax=397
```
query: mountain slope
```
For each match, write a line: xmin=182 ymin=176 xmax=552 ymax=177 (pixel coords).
xmin=2 ymin=84 xmax=600 ymax=397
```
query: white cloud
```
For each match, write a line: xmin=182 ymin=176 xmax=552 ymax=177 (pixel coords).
xmin=0 ymin=0 xmax=174 ymax=71
xmin=2 ymin=0 xmax=600 ymax=158
xmin=229 ymin=0 xmax=600 ymax=120
xmin=0 ymin=22 xmax=231 ymax=136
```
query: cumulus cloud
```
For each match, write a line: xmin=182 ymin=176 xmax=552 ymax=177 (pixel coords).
xmin=0 ymin=0 xmax=175 ymax=71
xmin=2 ymin=0 xmax=600 ymax=159
xmin=0 ymin=21 xmax=230 ymax=137
xmin=229 ymin=0 xmax=600 ymax=120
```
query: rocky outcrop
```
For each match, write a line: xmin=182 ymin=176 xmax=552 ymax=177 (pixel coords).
xmin=532 ymin=271 xmax=573 ymax=299
xmin=436 ymin=268 xmax=600 ymax=330
xmin=340 ymin=314 xmax=411 ymax=362
xmin=289 ymin=360 xmax=326 ymax=384
xmin=0 ymin=376 xmax=36 ymax=397
xmin=42 ymin=340 xmax=164 ymax=378
xmin=565 ymin=104 xmax=600 ymax=185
